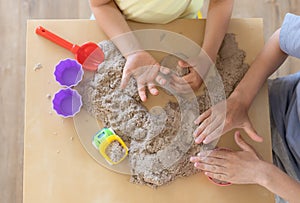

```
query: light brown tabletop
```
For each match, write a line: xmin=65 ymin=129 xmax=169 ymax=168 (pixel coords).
xmin=24 ymin=19 xmax=274 ymax=203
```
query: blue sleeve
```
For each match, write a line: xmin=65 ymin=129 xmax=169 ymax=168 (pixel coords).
xmin=279 ymin=13 xmax=300 ymax=58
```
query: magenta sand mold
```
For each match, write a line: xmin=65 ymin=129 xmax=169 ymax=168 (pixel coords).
xmin=52 ymin=88 xmax=82 ymax=118
xmin=54 ymin=58 xmax=84 ymax=87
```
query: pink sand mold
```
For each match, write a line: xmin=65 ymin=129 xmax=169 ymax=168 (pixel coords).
xmin=54 ymin=58 xmax=84 ymax=87
xmin=52 ymin=88 xmax=82 ymax=118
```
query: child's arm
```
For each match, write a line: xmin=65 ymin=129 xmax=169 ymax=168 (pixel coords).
xmin=191 ymin=131 xmax=300 ymax=203
xmin=232 ymin=29 xmax=288 ymax=110
xmin=202 ymin=0 xmax=234 ymax=62
xmin=193 ymin=28 xmax=288 ymax=144
xmin=89 ymin=0 xmax=131 ymax=42
xmin=173 ymin=0 xmax=234 ymax=92
xmin=259 ymin=161 xmax=300 ymax=203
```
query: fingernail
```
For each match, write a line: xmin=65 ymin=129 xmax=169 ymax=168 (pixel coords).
xmin=152 ymin=89 xmax=158 ymax=95
xmin=160 ymin=79 xmax=166 ymax=85
xmin=195 ymin=137 xmax=202 ymax=144
xmin=194 ymin=162 xmax=199 ymax=167
xmin=197 ymin=152 xmax=206 ymax=157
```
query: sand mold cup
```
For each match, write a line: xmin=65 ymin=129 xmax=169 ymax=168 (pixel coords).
xmin=52 ymin=88 xmax=82 ymax=118
xmin=54 ymin=58 xmax=84 ymax=87
xmin=92 ymin=128 xmax=128 ymax=165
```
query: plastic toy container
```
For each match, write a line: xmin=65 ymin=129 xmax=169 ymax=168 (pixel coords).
xmin=52 ymin=88 xmax=82 ymax=118
xmin=92 ymin=128 xmax=128 ymax=165
xmin=54 ymin=58 xmax=84 ymax=87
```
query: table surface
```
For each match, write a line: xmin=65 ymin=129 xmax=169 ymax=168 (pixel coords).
xmin=24 ymin=19 xmax=275 ymax=203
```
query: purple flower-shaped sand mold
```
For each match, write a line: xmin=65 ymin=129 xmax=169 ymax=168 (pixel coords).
xmin=54 ymin=58 xmax=84 ymax=87
xmin=52 ymin=88 xmax=82 ymax=118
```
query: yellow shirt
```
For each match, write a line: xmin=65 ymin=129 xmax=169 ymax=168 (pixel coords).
xmin=114 ymin=0 xmax=203 ymax=24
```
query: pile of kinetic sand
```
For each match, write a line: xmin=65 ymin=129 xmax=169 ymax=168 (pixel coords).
xmin=106 ymin=141 xmax=127 ymax=163
xmin=77 ymin=33 xmax=248 ymax=187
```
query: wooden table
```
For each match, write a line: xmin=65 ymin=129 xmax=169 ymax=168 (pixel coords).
xmin=24 ymin=19 xmax=275 ymax=203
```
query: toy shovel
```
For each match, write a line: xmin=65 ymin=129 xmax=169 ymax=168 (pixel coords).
xmin=35 ymin=26 xmax=104 ymax=71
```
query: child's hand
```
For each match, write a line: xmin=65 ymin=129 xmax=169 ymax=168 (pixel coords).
xmin=169 ymin=60 xmax=203 ymax=93
xmin=190 ymin=131 xmax=264 ymax=184
xmin=193 ymin=93 xmax=263 ymax=144
xmin=121 ymin=51 xmax=160 ymax=102
xmin=168 ymin=55 xmax=211 ymax=93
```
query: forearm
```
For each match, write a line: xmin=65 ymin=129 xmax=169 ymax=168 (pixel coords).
xmin=232 ymin=29 xmax=288 ymax=109
xmin=90 ymin=0 xmax=131 ymax=37
xmin=89 ymin=0 xmax=140 ymax=57
xmin=257 ymin=162 xmax=300 ymax=203
xmin=202 ymin=0 xmax=234 ymax=61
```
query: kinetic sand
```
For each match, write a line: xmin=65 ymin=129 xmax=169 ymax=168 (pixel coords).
xmin=78 ymin=33 xmax=248 ymax=187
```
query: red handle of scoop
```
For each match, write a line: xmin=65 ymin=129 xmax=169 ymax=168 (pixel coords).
xmin=35 ymin=26 xmax=79 ymax=54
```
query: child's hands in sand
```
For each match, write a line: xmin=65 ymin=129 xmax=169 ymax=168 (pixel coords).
xmin=190 ymin=131 xmax=263 ymax=184
xmin=121 ymin=51 xmax=161 ymax=102
xmin=193 ymin=94 xmax=263 ymax=144
xmin=169 ymin=60 xmax=203 ymax=92
xmin=168 ymin=54 xmax=212 ymax=93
